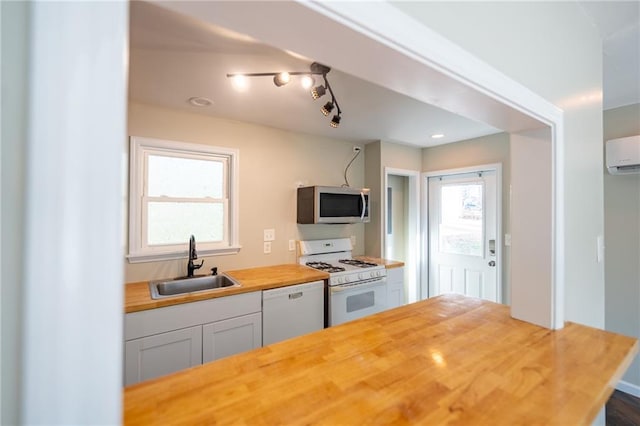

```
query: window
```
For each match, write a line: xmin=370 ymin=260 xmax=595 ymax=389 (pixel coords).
xmin=128 ymin=136 xmax=240 ymax=263
xmin=438 ymin=182 xmax=484 ymax=257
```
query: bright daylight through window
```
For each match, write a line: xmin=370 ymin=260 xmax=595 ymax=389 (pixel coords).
xmin=128 ymin=137 xmax=240 ymax=262
xmin=439 ymin=183 xmax=484 ymax=257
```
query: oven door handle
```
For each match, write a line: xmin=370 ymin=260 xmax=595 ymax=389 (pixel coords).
xmin=331 ymin=279 xmax=385 ymax=293
xmin=360 ymin=191 xmax=366 ymax=222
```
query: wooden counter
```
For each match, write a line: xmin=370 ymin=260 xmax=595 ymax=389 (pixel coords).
xmin=125 ymin=264 xmax=329 ymax=313
xmin=355 ymin=256 xmax=404 ymax=268
xmin=123 ymin=294 xmax=638 ymax=425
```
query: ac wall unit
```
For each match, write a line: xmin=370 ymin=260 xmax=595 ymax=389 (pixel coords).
xmin=606 ymin=135 xmax=640 ymax=175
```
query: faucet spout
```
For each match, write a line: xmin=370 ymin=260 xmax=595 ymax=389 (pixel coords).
xmin=187 ymin=234 xmax=204 ymax=277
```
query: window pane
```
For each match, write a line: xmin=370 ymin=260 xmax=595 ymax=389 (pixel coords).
xmin=439 ymin=183 xmax=483 ymax=256
xmin=147 ymin=155 xmax=224 ymax=198
xmin=147 ymin=202 xmax=223 ymax=246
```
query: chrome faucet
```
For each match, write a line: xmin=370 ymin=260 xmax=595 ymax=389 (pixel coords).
xmin=187 ymin=235 xmax=204 ymax=277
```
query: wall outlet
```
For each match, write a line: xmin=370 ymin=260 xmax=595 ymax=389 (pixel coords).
xmin=353 ymin=146 xmax=361 ymax=153
xmin=288 ymin=239 xmax=296 ymax=251
xmin=350 ymin=235 xmax=356 ymax=247
xmin=263 ymin=241 xmax=272 ymax=254
xmin=264 ymin=228 xmax=275 ymax=241
xmin=504 ymin=234 xmax=512 ymax=246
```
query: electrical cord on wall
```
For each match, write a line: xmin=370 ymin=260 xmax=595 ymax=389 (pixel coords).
xmin=342 ymin=147 xmax=362 ymax=187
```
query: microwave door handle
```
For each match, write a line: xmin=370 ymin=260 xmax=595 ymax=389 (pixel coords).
xmin=360 ymin=191 xmax=365 ymax=221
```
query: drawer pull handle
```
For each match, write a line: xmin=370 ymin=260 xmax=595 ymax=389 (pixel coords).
xmin=289 ymin=292 xmax=303 ymax=299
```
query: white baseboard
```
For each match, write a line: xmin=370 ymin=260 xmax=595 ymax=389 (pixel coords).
xmin=616 ymin=380 xmax=640 ymax=398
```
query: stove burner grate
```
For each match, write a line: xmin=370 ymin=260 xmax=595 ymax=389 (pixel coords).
xmin=306 ymin=261 xmax=346 ymax=273
xmin=338 ymin=259 xmax=378 ymax=268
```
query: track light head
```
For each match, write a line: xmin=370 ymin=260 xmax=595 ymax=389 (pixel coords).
xmin=330 ymin=114 xmax=341 ymax=128
xmin=300 ymin=75 xmax=315 ymax=89
xmin=321 ymin=102 xmax=334 ymax=116
xmin=311 ymin=85 xmax=326 ymax=99
xmin=273 ymin=72 xmax=290 ymax=87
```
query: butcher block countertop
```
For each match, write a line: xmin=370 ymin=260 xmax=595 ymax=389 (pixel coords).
xmin=124 ymin=264 xmax=329 ymax=313
xmin=123 ymin=294 xmax=638 ymax=425
xmin=355 ymin=256 xmax=404 ymax=268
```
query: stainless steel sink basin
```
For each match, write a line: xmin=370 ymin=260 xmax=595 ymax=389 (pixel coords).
xmin=149 ymin=274 xmax=240 ymax=299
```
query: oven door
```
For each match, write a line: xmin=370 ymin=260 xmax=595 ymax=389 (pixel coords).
xmin=329 ymin=278 xmax=387 ymax=326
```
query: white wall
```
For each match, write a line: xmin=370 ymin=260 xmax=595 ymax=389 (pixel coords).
xmin=1 ymin=1 xmax=28 ymax=423
xmin=394 ymin=1 xmax=604 ymax=328
xmin=8 ymin=2 xmax=128 ymax=423
xmin=603 ymin=104 xmax=640 ymax=392
xmin=126 ymin=102 xmax=366 ymax=282
xmin=510 ymin=129 xmax=553 ymax=328
xmin=364 ymin=141 xmax=422 ymax=258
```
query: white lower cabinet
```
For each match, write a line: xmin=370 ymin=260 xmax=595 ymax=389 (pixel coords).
xmin=125 ymin=326 xmax=202 ymax=385
xmin=124 ymin=291 xmax=262 ymax=385
xmin=387 ymin=267 xmax=405 ymax=310
xmin=202 ymin=312 xmax=262 ymax=363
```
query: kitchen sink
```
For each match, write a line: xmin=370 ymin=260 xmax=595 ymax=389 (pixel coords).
xmin=149 ymin=274 xmax=241 ymax=299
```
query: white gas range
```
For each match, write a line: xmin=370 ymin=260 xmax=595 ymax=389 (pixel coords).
xmin=299 ymin=238 xmax=387 ymax=326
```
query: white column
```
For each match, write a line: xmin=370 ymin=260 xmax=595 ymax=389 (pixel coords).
xmin=22 ymin=2 xmax=127 ymax=423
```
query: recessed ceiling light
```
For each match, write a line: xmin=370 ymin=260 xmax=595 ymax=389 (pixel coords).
xmin=431 ymin=133 xmax=445 ymax=139
xmin=188 ymin=97 xmax=213 ymax=107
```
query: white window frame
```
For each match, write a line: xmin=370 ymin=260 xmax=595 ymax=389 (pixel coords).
xmin=127 ymin=136 xmax=241 ymax=263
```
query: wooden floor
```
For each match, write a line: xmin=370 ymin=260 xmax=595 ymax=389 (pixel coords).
xmin=607 ymin=390 xmax=640 ymax=426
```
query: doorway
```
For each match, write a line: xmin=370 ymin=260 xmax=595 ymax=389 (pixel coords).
xmin=425 ymin=165 xmax=502 ymax=303
xmin=384 ymin=168 xmax=421 ymax=303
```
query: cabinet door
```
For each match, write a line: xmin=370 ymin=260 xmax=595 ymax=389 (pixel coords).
xmin=124 ymin=326 xmax=202 ymax=386
xmin=202 ymin=312 xmax=262 ymax=363
xmin=387 ymin=267 xmax=405 ymax=310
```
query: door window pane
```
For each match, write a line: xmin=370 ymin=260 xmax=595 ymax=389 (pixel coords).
xmin=147 ymin=202 xmax=223 ymax=245
xmin=439 ymin=183 xmax=483 ymax=256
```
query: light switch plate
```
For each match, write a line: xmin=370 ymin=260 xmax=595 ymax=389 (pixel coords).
xmin=350 ymin=235 xmax=356 ymax=247
xmin=288 ymin=239 xmax=296 ymax=251
xmin=264 ymin=229 xmax=275 ymax=241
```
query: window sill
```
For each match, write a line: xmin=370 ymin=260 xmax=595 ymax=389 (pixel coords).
xmin=127 ymin=246 xmax=242 ymax=264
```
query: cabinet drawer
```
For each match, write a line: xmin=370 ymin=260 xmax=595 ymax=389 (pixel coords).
xmin=125 ymin=291 xmax=261 ymax=340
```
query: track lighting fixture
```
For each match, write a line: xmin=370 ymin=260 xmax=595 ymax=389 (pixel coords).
xmin=321 ymin=101 xmax=334 ymax=116
xmin=273 ymin=72 xmax=290 ymax=87
xmin=226 ymin=62 xmax=343 ymax=128
xmin=311 ymin=85 xmax=326 ymax=100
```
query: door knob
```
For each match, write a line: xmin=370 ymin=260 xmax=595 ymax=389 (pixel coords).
xmin=488 ymin=260 xmax=496 ymax=267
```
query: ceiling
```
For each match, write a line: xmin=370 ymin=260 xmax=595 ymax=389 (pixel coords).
xmin=129 ymin=1 xmax=640 ymax=148
xmin=578 ymin=1 xmax=640 ymax=110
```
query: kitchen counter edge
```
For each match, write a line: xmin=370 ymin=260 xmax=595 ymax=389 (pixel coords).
xmin=125 ymin=260 xmax=404 ymax=313
xmin=124 ymin=264 xmax=329 ymax=313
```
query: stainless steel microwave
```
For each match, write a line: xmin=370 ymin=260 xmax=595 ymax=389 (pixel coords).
xmin=297 ymin=186 xmax=370 ymax=224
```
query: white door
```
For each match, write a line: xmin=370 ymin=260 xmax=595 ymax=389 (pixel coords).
xmin=428 ymin=171 xmax=498 ymax=302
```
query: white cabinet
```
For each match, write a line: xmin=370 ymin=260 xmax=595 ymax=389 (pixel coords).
xmin=202 ymin=312 xmax=262 ymax=363
xmin=124 ymin=326 xmax=201 ymax=385
xmin=387 ymin=267 xmax=405 ymax=310
xmin=124 ymin=292 xmax=261 ymax=385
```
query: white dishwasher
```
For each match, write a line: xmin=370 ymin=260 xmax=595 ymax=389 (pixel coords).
xmin=262 ymin=280 xmax=324 ymax=345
